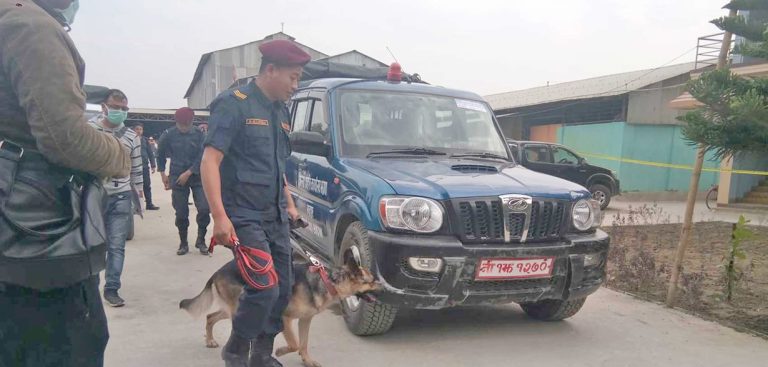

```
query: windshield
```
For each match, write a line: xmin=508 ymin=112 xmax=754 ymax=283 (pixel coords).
xmin=339 ymin=91 xmax=509 ymax=158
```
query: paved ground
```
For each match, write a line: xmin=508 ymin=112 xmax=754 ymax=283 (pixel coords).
xmin=104 ymin=175 xmax=768 ymax=367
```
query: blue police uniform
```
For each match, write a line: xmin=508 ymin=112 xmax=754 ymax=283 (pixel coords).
xmin=205 ymin=80 xmax=293 ymax=341
xmin=157 ymin=126 xmax=210 ymax=254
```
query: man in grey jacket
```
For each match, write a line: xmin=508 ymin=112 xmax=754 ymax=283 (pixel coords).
xmin=0 ymin=1 xmax=130 ymax=366
xmin=88 ymin=89 xmax=143 ymax=308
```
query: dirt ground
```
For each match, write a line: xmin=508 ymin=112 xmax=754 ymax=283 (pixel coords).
xmin=605 ymin=220 xmax=768 ymax=336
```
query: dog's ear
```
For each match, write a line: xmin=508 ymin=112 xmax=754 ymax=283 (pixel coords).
xmin=343 ymin=248 xmax=364 ymax=277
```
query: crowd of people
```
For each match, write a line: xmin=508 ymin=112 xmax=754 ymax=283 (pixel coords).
xmin=0 ymin=1 xmax=309 ymax=366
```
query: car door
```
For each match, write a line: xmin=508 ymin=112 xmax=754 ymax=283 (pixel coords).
xmin=289 ymin=92 xmax=337 ymax=255
xmin=521 ymin=144 xmax=557 ymax=176
xmin=550 ymin=145 xmax=590 ymax=186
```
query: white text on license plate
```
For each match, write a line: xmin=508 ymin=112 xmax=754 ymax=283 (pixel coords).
xmin=475 ymin=257 xmax=555 ymax=280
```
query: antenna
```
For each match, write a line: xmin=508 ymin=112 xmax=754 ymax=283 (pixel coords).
xmin=386 ymin=46 xmax=399 ymax=64
xmin=281 ymin=22 xmax=284 ymax=33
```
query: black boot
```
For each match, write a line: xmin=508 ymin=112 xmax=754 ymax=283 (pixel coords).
xmin=195 ymin=231 xmax=208 ymax=255
xmin=249 ymin=335 xmax=282 ymax=367
xmin=176 ymin=229 xmax=189 ymax=255
xmin=221 ymin=333 xmax=250 ymax=367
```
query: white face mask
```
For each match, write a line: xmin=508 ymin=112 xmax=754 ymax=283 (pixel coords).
xmin=55 ymin=0 xmax=80 ymax=26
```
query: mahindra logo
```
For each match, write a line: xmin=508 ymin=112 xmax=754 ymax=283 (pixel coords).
xmin=507 ymin=198 xmax=529 ymax=211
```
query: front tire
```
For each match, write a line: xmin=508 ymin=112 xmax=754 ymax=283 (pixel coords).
xmin=338 ymin=222 xmax=398 ymax=336
xmin=520 ymin=298 xmax=586 ymax=321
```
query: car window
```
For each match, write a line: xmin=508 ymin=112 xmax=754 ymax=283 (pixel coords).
xmin=552 ymin=146 xmax=580 ymax=165
xmin=523 ymin=145 xmax=553 ymax=163
xmin=292 ymin=100 xmax=310 ymax=132
xmin=308 ymin=100 xmax=328 ymax=138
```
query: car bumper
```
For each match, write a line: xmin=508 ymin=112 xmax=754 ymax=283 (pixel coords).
xmin=368 ymin=230 xmax=610 ymax=309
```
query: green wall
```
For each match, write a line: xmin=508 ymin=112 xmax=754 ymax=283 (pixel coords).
xmin=558 ymin=121 xmax=720 ymax=193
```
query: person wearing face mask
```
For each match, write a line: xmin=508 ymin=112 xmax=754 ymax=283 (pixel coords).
xmin=0 ymin=1 xmax=130 ymax=366
xmin=87 ymin=89 xmax=143 ymax=307
xmin=157 ymin=107 xmax=210 ymax=256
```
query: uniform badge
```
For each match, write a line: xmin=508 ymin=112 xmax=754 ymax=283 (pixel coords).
xmin=246 ymin=119 xmax=269 ymax=126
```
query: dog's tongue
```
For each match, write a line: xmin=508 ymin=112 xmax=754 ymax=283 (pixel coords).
xmin=359 ymin=293 xmax=377 ymax=302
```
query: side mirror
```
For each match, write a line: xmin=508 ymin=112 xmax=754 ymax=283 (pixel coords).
xmin=290 ymin=131 xmax=331 ymax=157
xmin=578 ymin=157 xmax=587 ymax=166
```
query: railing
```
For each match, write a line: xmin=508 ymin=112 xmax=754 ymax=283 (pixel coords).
xmin=695 ymin=32 xmax=732 ymax=70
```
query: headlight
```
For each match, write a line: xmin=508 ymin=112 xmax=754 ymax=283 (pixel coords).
xmin=572 ymin=199 xmax=601 ymax=231
xmin=379 ymin=196 xmax=444 ymax=233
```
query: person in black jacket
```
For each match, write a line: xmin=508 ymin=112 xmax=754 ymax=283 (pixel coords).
xmin=131 ymin=123 xmax=159 ymax=210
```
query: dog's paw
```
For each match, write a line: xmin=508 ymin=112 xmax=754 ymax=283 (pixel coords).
xmin=302 ymin=358 xmax=322 ymax=367
xmin=205 ymin=339 xmax=219 ymax=348
xmin=276 ymin=346 xmax=297 ymax=356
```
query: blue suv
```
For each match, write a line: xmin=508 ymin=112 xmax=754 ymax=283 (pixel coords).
xmin=285 ymin=74 xmax=609 ymax=336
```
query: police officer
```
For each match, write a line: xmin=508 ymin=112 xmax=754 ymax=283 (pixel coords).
xmin=201 ymin=40 xmax=309 ymax=367
xmin=157 ymin=108 xmax=210 ymax=255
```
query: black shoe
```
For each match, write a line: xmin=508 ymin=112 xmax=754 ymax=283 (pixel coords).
xmin=103 ymin=290 xmax=125 ymax=307
xmin=249 ymin=335 xmax=283 ymax=367
xmin=177 ymin=229 xmax=188 ymax=255
xmin=195 ymin=234 xmax=209 ymax=255
xmin=146 ymin=204 xmax=160 ymax=210
xmin=221 ymin=333 xmax=250 ymax=367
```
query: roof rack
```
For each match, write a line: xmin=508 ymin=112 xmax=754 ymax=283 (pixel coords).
xmin=300 ymin=60 xmax=426 ymax=86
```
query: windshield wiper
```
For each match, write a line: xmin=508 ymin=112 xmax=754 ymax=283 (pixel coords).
xmin=450 ymin=152 xmax=511 ymax=161
xmin=367 ymin=147 xmax=447 ymax=158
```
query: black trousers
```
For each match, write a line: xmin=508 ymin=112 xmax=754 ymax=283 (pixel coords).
xmin=142 ymin=165 xmax=153 ymax=207
xmin=170 ymin=175 xmax=210 ymax=233
xmin=0 ymin=276 xmax=109 ymax=367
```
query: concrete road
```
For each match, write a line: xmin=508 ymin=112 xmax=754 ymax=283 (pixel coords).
xmin=104 ymin=175 xmax=768 ymax=367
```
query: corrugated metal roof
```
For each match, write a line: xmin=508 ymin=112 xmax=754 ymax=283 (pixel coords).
xmin=484 ymin=62 xmax=697 ymax=111
xmin=183 ymin=32 xmax=328 ymax=99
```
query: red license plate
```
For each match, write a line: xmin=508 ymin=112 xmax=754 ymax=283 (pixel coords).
xmin=475 ymin=257 xmax=555 ymax=280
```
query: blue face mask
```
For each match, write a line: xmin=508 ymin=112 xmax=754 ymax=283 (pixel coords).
xmin=104 ymin=107 xmax=128 ymax=126
xmin=56 ymin=0 xmax=80 ymax=26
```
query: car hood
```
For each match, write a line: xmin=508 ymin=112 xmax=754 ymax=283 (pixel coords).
xmin=344 ymin=157 xmax=589 ymax=200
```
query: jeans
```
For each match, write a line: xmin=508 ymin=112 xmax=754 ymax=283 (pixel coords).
xmin=0 ymin=276 xmax=109 ymax=367
xmin=104 ymin=193 xmax=132 ymax=292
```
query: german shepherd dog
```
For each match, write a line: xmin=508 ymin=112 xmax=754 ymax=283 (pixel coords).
xmin=180 ymin=248 xmax=379 ymax=367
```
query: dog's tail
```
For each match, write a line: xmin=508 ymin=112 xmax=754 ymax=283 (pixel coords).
xmin=179 ymin=277 xmax=215 ymax=318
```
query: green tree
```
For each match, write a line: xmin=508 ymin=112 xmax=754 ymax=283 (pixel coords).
xmin=667 ymin=0 xmax=768 ymax=307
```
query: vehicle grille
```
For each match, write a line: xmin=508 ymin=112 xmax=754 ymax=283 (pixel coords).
xmin=453 ymin=198 xmax=569 ymax=243
xmin=466 ymin=278 xmax=553 ymax=293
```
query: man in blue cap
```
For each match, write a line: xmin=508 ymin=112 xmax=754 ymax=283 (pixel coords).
xmin=201 ymin=39 xmax=311 ymax=367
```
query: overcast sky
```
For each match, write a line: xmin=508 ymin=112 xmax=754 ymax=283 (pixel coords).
xmin=69 ymin=0 xmax=729 ymax=109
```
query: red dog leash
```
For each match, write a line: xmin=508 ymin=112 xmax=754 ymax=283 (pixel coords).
xmin=308 ymin=257 xmax=338 ymax=297
xmin=209 ymin=238 xmax=277 ymax=290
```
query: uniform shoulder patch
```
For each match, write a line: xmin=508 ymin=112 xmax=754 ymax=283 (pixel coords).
xmin=233 ymin=90 xmax=248 ymax=100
